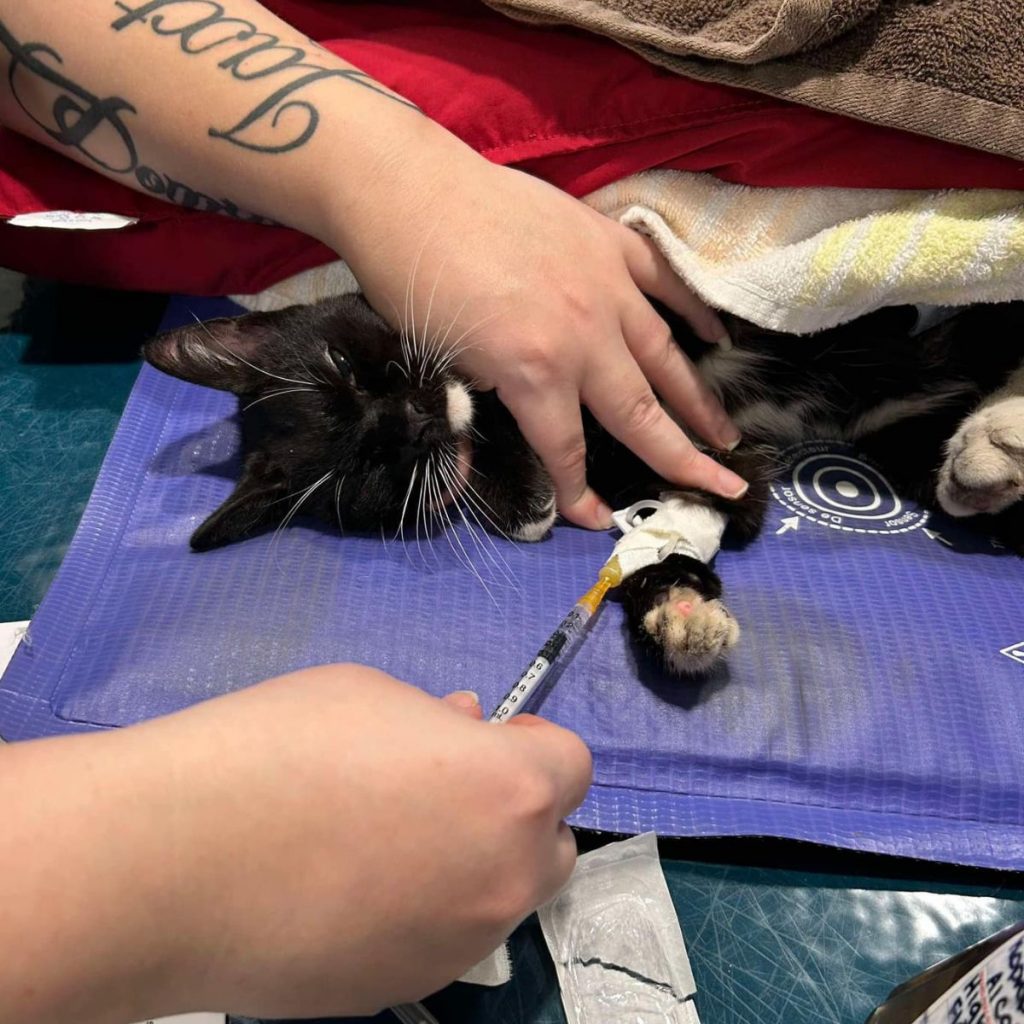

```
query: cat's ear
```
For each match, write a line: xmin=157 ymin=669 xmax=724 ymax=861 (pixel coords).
xmin=144 ymin=307 xmax=301 ymax=394
xmin=190 ymin=455 xmax=288 ymax=551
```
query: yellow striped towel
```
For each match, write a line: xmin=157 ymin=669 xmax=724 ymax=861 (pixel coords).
xmin=587 ymin=172 xmax=1024 ymax=335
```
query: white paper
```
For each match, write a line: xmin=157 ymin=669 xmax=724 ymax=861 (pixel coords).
xmin=0 ymin=620 xmax=28 ymax=677
xmin=131 ymin=1014 xmax=225 ymax=1024
xmin=8 ymin=210 xmax=138 ymax=230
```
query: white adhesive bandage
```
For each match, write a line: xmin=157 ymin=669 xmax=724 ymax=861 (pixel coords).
xmin=539 ymin=833 xmax=701 ymax=1024
xmin=611 ymin=495 xmax=727 ymax=579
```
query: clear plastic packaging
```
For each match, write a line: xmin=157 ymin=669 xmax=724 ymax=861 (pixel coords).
xmin=539 ymin=833 xmax=700 ymax=1024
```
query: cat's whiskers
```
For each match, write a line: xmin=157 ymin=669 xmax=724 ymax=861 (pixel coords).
xmin=242 ymin=387 xmax=317 ymax=411
xmin=422 ymin=326 xmax=489 ymax=386
xmin=394 ymin=461 xmax=420 ymax=544
xmin=402 ymin=251 xmax=418 ymax=365
xmin=436 ymin=449 xmax=522 ymax=586
xmin=333 ymin=475 xmax=346 ymax=535
xmin=275 ymin=470 xmax=335 ymax=534
xmin=399 ymin=254 xmax=501 ymax=386
xmin=398 ymin=329 xmax=415 ymax=383
xmin=423 ymin=462 xmax=456 ymax=565
xmin=426 ymin=460 xmax=452 ymax=570
xmin=308 ymin=360 xmax=335 ymax=389
xmin=438 ymin=449 xmax=517 ymax=544
xmin=430 ymin=342 xmax=480 ymax=381
xmin=464 ymin=422 xmax=487 ymax=444
xmin=410 ymin=291 xmax=496 ymax=385
xmin=424 ymin=344 xmax=477 ymax=392
xmin=403 ymin=229 xmax=441 ymax=374
xmin=416 ymin=258 xmax=454 ymax=386
xmin=410 ymin=299 xmax=467 ymax=384
xmin=422 ymin=308 xmax=502 ymax=384
xmin=385 ymin=296 xmax=415 ymax=378
xmin=267 ymin=469 xmax=335 ymax=573
xmin=413 ymin=459 xmax=436 ymax=570
xmin=385 ymin=359 xmax=410 ymax=381
xmin=432 ymin=297 xmax=470 ymax=361
xmin=434 ymin=450 xmax=518 ymax=591
xmin=394 ymin=465 xmax=419 ymax=569
xmin=428 ymin=454 xmax=497 ymax=603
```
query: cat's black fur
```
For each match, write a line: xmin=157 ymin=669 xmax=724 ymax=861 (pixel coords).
xmin=145 ymin=296 xmax=1024 ymax=675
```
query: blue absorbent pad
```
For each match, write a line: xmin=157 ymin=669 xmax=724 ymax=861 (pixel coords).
xmin=3 ymin=297 xmax=1023 ymax=869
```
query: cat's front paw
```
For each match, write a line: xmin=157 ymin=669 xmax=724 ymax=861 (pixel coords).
xmin=937 ymin=397 xmax=1024 ymax=517
xmin=641 ymin=585 xmax=739 ymax=675
xmin=621 ymin=554 xmax=738 ymax=676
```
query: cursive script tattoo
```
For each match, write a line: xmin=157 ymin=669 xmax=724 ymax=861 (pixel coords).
xmin=111 ymin=0 xmax=419 ymax=154
xmin=0 ymin=19 xmax=138 ymax=173
xmin=0 ymin=19 xmax=276 ymax=224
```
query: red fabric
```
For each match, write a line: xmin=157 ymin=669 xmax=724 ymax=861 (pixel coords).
xmin=3 ymin=0 xmax=1024 ymax=295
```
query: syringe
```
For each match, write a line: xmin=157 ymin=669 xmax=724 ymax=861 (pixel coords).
xmin=391 ymin=556 xmax=623 ymax=1024
xmin=489 ymin=555 xmax=622 ymax=723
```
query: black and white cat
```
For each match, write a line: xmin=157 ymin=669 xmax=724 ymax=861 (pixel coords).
xmin=145 ymin=297 xmax=1024 ymax=675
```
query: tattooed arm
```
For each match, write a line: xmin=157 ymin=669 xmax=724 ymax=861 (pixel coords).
xmin=0 ymin=0 xmax=424 ymax=231
xmin=0 ymin=0 xmax=745 ymax=526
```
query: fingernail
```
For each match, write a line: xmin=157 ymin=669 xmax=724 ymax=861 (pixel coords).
xmin=448 ymin=690 xmax=480 ymax=710
xmin=715 ymin=333 xmax=734 ymax=352
xmin=721 ymin=427 xmax=742 ymax=452
xmin=595 ymin=503 xmax=615 ymax=530
xmin=718 ymin=466 xmax=748 ymax=499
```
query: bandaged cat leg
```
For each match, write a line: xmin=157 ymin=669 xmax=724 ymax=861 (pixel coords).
xmin=611 ymin=495 xmax=727 ymax=577
xmin=614 ymin=495 xmax=738 ymax=675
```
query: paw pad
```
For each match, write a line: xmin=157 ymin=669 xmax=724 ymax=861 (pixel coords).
xmin=643 ymin=585 xmax=739 ymax=675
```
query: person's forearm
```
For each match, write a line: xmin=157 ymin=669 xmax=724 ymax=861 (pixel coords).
xmin=0 ymin=0 xmax=444 ymax=245
xmin=0 ymin=670 xmax=590 ymax=1022
xmin=0 ymin=729 xmax=194 ymax=1023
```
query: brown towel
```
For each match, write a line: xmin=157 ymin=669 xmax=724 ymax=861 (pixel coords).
xmin=485 ymin=0 xmax=1024 ymax=161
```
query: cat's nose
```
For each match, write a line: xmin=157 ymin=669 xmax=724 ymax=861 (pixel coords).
xmin=405 ymin=400 xmax=433 ymax=442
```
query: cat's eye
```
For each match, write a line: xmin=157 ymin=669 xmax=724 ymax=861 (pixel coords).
xmin=329 ymin=348 xmax=355 ymax=383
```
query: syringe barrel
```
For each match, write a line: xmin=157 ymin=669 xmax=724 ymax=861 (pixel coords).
xmin=488 ymin=604 xmax=592 ymax=723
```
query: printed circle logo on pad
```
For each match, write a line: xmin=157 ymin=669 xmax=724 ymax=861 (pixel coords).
xmin=770 ymin=441 xmax=929 ymax=535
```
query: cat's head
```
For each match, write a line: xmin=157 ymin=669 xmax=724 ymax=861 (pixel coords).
xmin=145 ymin=295 xmax=554 ymax=550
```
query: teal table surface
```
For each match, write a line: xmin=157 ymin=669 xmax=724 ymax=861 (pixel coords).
xmin=2 ymin=282 xmax=1022 ymax=1024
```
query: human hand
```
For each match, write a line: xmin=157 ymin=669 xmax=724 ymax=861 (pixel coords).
xmin=330 ymin=123 xmax=746 ymax=530
xmin=131 ymin=666 xmax=590 ymax=1018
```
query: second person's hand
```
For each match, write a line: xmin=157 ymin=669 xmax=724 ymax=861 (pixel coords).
xmin=328 ymin=122 xmax=747 ymax=530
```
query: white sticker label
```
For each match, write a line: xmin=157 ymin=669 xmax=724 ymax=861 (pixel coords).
xmin=131 ymin=1014 xmax=226 ymax=1024
xmin=0 ymin=620 xmax=29 ymax=676
xmin=7 ymin=210 xmax=138 ymax=230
